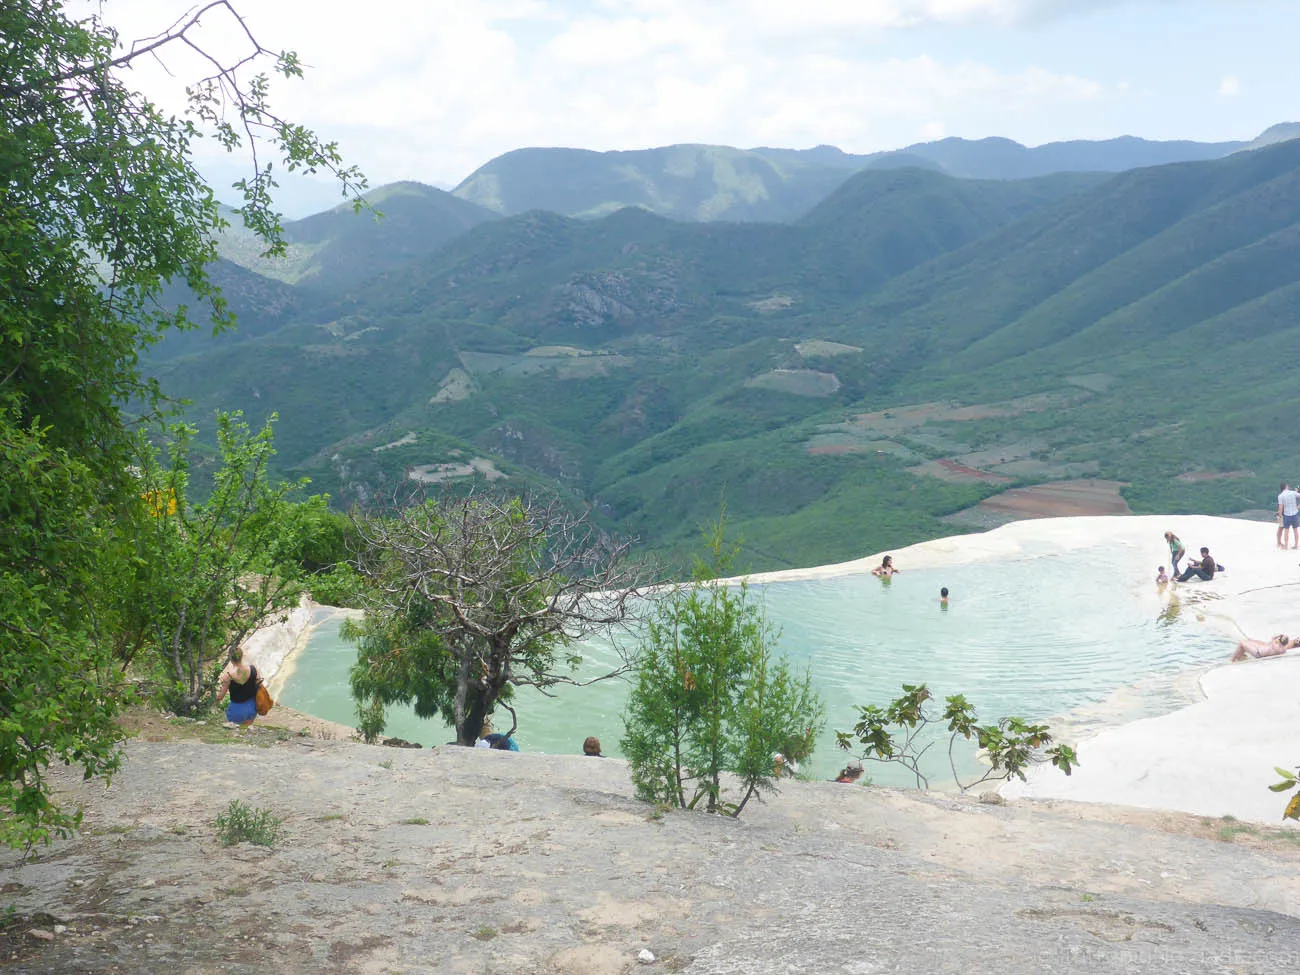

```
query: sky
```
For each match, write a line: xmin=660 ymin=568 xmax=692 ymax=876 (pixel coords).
xmin=89 ymin=0 xmax=1300 ymax=215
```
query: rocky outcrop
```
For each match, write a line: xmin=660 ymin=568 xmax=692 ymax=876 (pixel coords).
xmin=4 ymin=739 xmax=1298 ymax=973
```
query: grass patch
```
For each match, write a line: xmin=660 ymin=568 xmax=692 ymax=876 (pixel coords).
xmin=472 ymin=925 xmax=497 ymax=941
xmin=214 ymin=800 xmax=283 ymax=847
xmin=398 ymin=817 xmax=429 ymax=825
xmin=1211 ymin=816 xmax=1300 ymax=847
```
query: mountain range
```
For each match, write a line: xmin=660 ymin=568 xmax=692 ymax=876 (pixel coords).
xmin=448 ymin=126 xmax=1300 ymax=224
xmin=157 ymin=128 xmax=1300 ymax=570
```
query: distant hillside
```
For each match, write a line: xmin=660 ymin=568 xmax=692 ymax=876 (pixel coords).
xmin=152 ymin=142 xmax=1300 ymax=571
xmin=452 ymin=144 xmax=853 ymax=223
xmin=449 ymin=133 xmax=1259 ymax=225
xmin=345 ymin=165 xmax=1097 ymax=340
xmin=846 ymin=139 xmax=1300 ymax=512
xmin=147 ymin=258 xmax=302 ymax=363
xmin=216 ymin=181 xmax=498 ymax=295
xmin=1239 ymin=121 xmax=1300 ymax=151
xmin=754 ymin=133 xmax=1249 ymax=181
xmin=158 ymin=165 xmax=1082 ymax=542
xmin=887 ymin=134 xmax=1245 ymax=179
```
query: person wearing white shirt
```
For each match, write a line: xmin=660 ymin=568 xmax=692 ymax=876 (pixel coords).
xmin=1278 ymin=482 xmax=1300 ymax=550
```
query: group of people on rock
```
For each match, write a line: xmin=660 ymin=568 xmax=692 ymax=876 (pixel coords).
xmin=1159 ymin=511 xmax=1300 ymax=664
xmin=1158 ymin=531 xmax=1223 ymax=584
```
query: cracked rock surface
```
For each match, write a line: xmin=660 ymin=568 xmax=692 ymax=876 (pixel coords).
xmin=3 ymin=735 xmax=1299 ymax=973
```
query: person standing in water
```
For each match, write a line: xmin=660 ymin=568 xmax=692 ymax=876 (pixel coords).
xmin=872 ymin=555 xmax=898 ymax=577
xmin=939 ymin=587 xmax=949 ymax=607
xmin=1164 ymin=531 xmax=1186 ymax=577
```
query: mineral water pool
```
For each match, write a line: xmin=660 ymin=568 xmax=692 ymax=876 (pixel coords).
xmin=277 ymin=548 xmax=1226 ymax=785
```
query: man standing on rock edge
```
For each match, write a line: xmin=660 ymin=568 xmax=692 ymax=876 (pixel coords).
xmin=1278 ymin=482 xmax=1299 ymax=550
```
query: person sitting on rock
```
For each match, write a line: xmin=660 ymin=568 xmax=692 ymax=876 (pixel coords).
xmin=474 ymin=716 xmax=519 ymax=751
xmin=834 ymin=765 xmax=864 ymax=784
xmin=583 ymin=736 xmax=604 ymax=757
xmin=1175 ymin=547 xmax=1217 ymax=582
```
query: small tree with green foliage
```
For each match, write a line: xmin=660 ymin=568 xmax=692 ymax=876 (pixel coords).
xmin=622 ymin=522 xmax=825 ymax=817
xmin=347 ymin=492 xmax=647 ymax=745
xmin=274 ymin=497 xmax=364 ymax=606
xmin=836 ymin=684 xmax=1078 ymax=791
xmin=135 ymin=412 xmax=307 ymax=714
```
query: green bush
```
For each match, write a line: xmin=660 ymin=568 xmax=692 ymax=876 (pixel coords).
xmin=213 ymin=800 xmax=283 ymax=847
xmin=307 ymin=563 xmax=364 ymax=608
xmin=622 ymin=518 xmax=825 ymax=817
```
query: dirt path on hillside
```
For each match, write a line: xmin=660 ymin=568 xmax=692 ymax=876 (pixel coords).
xmin=3 ymin=726 xmax=1299 ymax=974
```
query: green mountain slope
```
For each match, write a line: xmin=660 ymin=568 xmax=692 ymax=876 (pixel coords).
xmin=217 ymin=181 xmax=498 ymax=295
xmin=452 ymin=144 xmax=853 ymax=223
xmin=148 ymin=258 xmax=302 ymax=363
xmin=152 ymin=143 xmax=1300 ymax=571
xmin=870 ymin=140 xmax=1300 ymax=364
xmin=449 ymin=133 xmax=1254 ymax=226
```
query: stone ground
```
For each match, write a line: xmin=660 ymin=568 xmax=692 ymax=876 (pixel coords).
xmin=3 ymin=710 xmax=1300 ymax=974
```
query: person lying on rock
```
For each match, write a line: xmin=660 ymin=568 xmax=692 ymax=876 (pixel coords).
xmin=1231 ymin=634 xmax=1299 ymax=662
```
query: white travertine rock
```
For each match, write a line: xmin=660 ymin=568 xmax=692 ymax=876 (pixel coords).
xmin=750 ymin=514 xmax=1300 ymax=824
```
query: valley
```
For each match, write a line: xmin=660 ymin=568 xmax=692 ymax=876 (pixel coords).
xmin=151 ymin=132 xmax=1300 ymax=571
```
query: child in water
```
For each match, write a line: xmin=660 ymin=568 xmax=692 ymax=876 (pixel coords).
xmin=1156 ymin=566 xmax=1169 ymax=585
xmin=939 ymin=587 xmax=949 ymax=607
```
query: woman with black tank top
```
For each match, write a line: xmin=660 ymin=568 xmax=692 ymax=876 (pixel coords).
xmin=217 ymin=646 xmax=260 ymax=727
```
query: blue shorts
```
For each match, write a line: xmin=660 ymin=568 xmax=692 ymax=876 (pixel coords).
xmin=1284 ymin=513 xmax=1299 ymax=529
xmin=226 ymin=698 xmax=257 ymax=724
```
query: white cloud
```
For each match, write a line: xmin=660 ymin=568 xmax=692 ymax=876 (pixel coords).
xmin=1219 ymin=74 xmax=1241 ymax=97
xmin=71 ymin=0 xmax=1147 ymax=197
xmin=921 ymin=120 xmax=947 ymax=140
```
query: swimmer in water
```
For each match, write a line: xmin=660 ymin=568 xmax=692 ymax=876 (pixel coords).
xmin=939 ymin=586 xmax=949 ymax=607
xmin=1156 ymin=566 xmax=1169 ymax=585
xmin=872 ymin=555 xmax=898 ymax=578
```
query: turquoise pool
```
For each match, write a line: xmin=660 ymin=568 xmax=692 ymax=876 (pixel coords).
xmin=277 ymin=548 xmax=1226 ymax=784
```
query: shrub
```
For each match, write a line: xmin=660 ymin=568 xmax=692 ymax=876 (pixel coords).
xmin=836 ymin=684 xmax=1078 ymax=791
xmin=213 ymin=800 xmax=283 ymax=847
xmin=622 ymin=517 xmax=824 ymax=817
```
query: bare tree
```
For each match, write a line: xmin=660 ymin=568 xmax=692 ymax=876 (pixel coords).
xmin=347 ymin=491 xmax=651 ymax=745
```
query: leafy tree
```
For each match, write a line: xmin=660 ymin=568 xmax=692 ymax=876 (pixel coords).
xmin=835 ymin=684 xmax=1078 ymax=791
xmin=274 ymin=497 xmax=364 ymax=606
xmin=135 ymin=412 xmax=305 ymax=714
xmin=347 ymin=492 xmax=647 ymax=745
xmin=0 ymin=0 xmax=361 ymax=846
xmin=0 ymin=421 xmax=129 ymax=847
xmin=622 ymin=521 xmax=825 ymax=817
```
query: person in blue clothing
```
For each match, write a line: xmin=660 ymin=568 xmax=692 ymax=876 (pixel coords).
xmin=216 ymin=646 xmax=260 ymax=728
xmin=474 ymin=716 xmax=519 ymax=750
